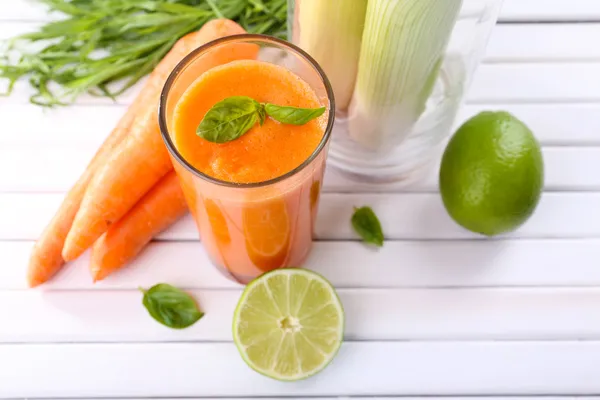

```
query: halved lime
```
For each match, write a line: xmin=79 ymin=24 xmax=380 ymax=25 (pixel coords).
xmin=233 ymin=269 xmax=344 ymax=381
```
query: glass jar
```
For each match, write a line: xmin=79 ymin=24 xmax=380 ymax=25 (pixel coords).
xmin=289 ymin=0 xmax=504 ymax=183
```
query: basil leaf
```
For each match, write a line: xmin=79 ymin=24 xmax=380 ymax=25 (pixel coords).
xmin=264 ymin=103 xmax=326 ymax=125
xmin=140 ymin=283 xmax=204 ymax=329
xmin=351 ymin=206 xmax=384 ymax=247
xmin=197 ymin=96 xmax=261 ymax=143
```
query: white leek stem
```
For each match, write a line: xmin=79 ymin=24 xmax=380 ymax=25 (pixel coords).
xmin=295 ymin=0 xmax=367 ymax=111
xmin=349 ymin=0 xmax=462 ymax=150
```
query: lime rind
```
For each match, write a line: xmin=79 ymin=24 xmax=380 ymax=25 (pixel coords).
xmin=233 ymin=268 xmax=344 ymax=381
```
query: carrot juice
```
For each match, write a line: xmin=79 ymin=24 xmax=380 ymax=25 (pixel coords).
xmin=159 ymin=36 xmax=334 ymax=283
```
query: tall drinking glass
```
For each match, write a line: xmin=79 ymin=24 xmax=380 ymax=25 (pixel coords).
xmin=159 ymin=35 xmax=334 ymax=284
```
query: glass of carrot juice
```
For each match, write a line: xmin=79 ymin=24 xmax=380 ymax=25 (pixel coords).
xmin=159 ymin=35 xmax=334 ymax=284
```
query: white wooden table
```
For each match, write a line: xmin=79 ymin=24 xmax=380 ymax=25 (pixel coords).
xmin=2 ymin=0 xmax=600 ymax=398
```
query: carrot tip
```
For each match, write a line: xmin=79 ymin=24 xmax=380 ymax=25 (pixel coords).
xmin=27 ymin=278 xmax=43 ymax=288
xmin=90 ymin=266 xmax=104 ymax=283
xmin=27 ymin=258 xmax=63 ymax=288
xmin=61 ymin=244 xmax=81 ymax=263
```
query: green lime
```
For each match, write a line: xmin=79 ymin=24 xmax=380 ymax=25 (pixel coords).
xmin=233 ymin=269 xmax=344 ymax=381
xmin=439 ymin=111 xmax=544 ymax=236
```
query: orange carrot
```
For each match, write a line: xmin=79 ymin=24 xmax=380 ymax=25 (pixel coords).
xmin=27 ymin=100 xmax=139 ymax=287
xmin=26 ymin=48 xmax=178 ymax=287
xmin=90 ymin=172 xmax=187 ymax=282
xmin=62 ymin=19 xmax=255 ymax=261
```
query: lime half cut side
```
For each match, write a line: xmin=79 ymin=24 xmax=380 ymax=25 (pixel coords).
xmin=233 ymin=268 xmax=344 ymax=381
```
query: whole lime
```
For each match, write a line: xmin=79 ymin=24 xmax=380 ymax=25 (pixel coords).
xmin=439 ymin=111 xmax=544 ymax=236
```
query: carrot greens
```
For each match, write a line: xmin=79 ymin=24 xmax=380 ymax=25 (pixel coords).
xmin=0 ymin=0 xmax=287 ymax=106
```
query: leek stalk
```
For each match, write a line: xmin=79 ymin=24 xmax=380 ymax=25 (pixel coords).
xmin=296 ymin=0 xmax=367 ymax=111
xmin=348 ymin=0 xmax=462 ymax=150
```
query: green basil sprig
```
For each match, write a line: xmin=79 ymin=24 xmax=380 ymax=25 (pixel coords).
xmin=140 ymin=283 xmax=204 ymax=329
xmin=351 ymin=206 xmax=384 ymax=247
xmin=197 ymin=96 xmax=326 ymax=143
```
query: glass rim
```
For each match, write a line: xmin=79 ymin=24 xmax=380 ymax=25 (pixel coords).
xmin=158 ymin=33 xmax=336 ymax=189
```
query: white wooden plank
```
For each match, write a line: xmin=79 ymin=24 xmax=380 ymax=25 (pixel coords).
xmin=0 ymin=105 xmax=119 ymax=147
xmin=0 ymin=145 xmax=593 ymax=192
xmin=469 ymin=63 xmax=600 ymax=103
xmin=4 ymin=63 xmax=599 ymax=105
xmin=3 ymin=242 xmax=237 ymax=290
xmin=0 ymin=144 xmax=95 ymax=192
xmin=25 ymin=396 xmax=598 ymax=400
xmin=6 ymin=239 xmax=600 ymax=290
xmin=312 ymin=193 xmax=600 ymax=240
xmin=500 ymin=0 xmax=600 ymax=21
xmin=3 ymin=103 xmax=599 ymax=147
xmin=1 ymin=342 xmax=600 ymax=397
xmin=21 ymin=396 xmax=598 ymax=400
xmin=486 ymin=24 xmax=600 ymax=62
xmin=3 ymin=0 xmax=600 ymax=22
xmin=325 ymin=146 xmax=600 ymax=193
xmin=2 ymin=20 xmax=600 ymax=104
xmin=1 ymin=193 xmax=599 ymax=241
xmin=6 ymin=287 xmax=600 ymax=342
xmin=4 ymin=22 xmax=600 ymax=62
xmin=459 ymin=103 xmax=600 ymax=145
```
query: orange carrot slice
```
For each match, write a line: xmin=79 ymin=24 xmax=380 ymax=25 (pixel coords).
xmin=62 ymin=19 xmax=253 ymax=261
xmin=90 ymin=172 xmax=187 ymax=282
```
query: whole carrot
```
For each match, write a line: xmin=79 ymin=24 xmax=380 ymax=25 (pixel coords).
xmin=27 ymin=100 xmax=138 ymax=287
xmin=26 ymin=51 xmax=175 ymax=287
xmin=62 ymin=19 xmax=255 ymax=261
xmin=90 ymin=172 xmax=187 ymax=282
